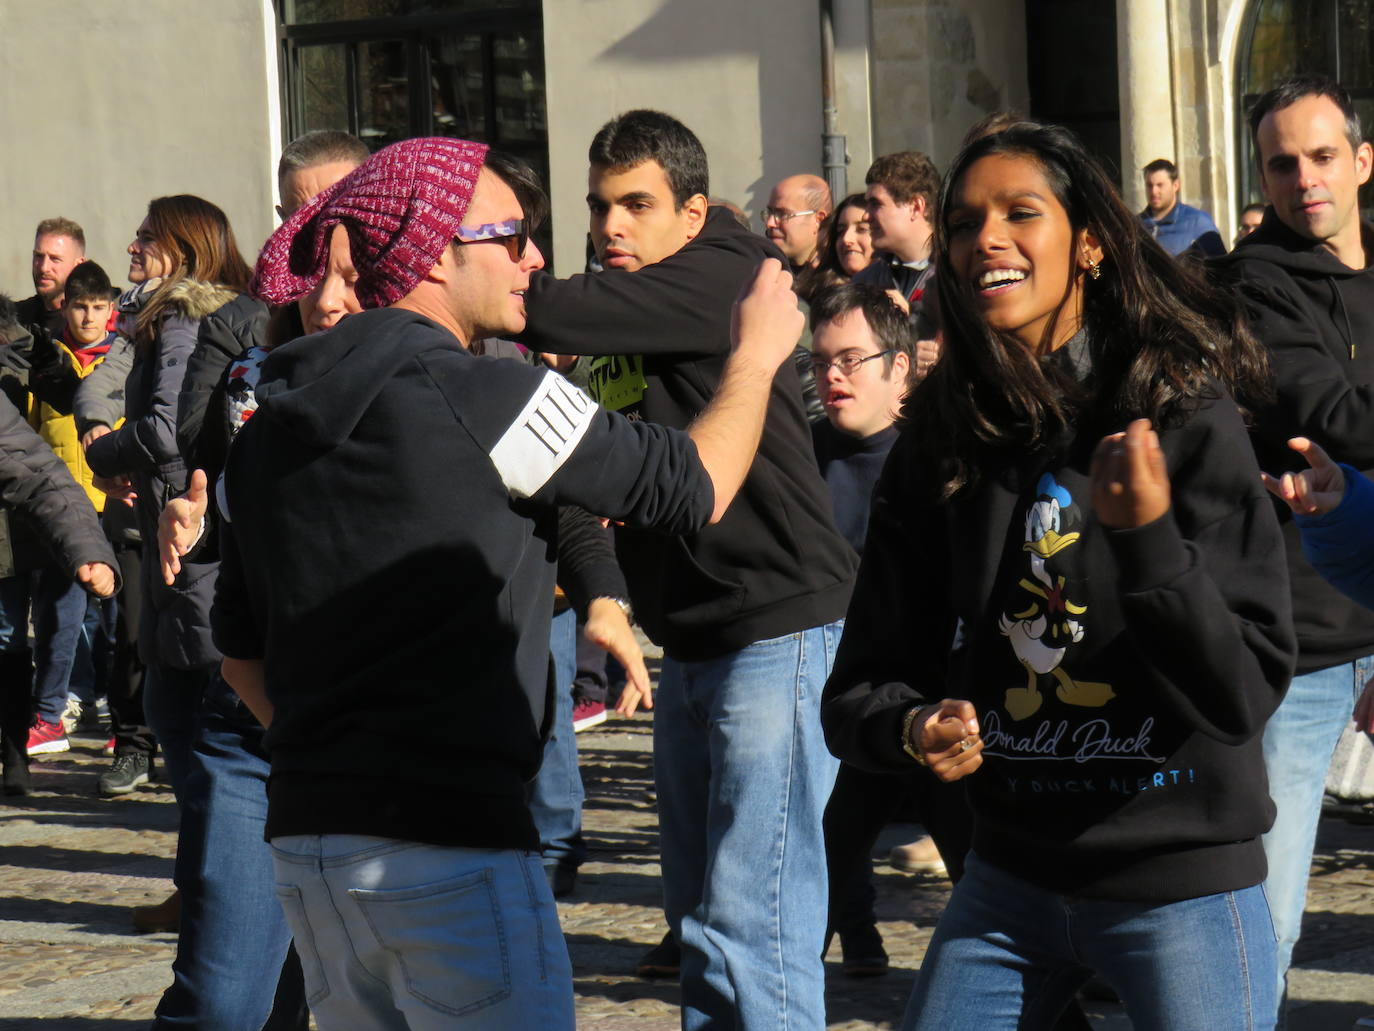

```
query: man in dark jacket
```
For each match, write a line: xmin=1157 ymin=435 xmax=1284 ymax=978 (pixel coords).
xmin=17 ymin=218 xmax=86 ymax=344
xmin=520 ymin=110 xmax=854 ymax=1030
xmin=1216 ymin=74 xmax=1374 ymax=1027
xmin=216 ymin=135 xmax=805 ymax=1029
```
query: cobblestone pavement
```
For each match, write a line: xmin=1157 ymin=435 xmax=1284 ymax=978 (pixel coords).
xmin=1 ymin=711 xmax=1370 ymax=1029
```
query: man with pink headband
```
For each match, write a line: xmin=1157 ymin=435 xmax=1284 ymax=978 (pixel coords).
xmin=210 ymin=136 xmax=805 ymax=1029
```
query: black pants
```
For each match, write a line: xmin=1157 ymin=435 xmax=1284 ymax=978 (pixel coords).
xmin=107 ymin=543 xmax=153 ymax=755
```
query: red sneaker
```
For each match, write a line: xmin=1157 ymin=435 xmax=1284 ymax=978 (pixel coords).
xmin=572 ymin=700 xmax=607 ymax=733
xmin=103 ymin=736 xmax=116 ymax=757
xmin=27 ymin=717 xmax=70 ymax=756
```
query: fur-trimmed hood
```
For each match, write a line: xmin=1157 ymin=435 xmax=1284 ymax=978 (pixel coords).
xmin=160 ymin=278 xmax=238 ymax=321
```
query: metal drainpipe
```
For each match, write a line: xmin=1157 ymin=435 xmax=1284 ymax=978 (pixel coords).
xmin=820 ymin=0 xmax=848 ymax=202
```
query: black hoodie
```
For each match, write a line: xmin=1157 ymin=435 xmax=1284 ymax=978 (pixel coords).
xmin=822 ymin=389 xmax=1295 ymax=903
xmin=521 ymin=207 xmax=856 ymax=660
xmin=212 ymin=307 xmax=714 ymax=849
xmin=1215 ymin=210 xmax=1374 ymax=672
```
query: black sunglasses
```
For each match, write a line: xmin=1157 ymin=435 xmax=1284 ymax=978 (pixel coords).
xmin=453 ymin=218 xmax=529 ymax=261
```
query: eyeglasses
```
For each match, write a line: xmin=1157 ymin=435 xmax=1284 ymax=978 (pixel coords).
xmin=453 ymin=218 xmax=529 ymax=261
xmin=761 ymin=208 xmax=818 ymax=226
xmin=809 ymin=350 xmax=895 ymax=376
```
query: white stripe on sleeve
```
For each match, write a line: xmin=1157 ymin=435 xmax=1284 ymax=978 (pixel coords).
xmin=488 ymin=370 xmax=598 ymax=498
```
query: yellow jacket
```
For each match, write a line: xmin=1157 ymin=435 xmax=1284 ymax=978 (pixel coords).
xmin=30 ymin=338 xmax=119 ymax=513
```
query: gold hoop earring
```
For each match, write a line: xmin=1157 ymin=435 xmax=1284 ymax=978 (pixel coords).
xmin=1086 ymin=258 xmax=1102 ymax=280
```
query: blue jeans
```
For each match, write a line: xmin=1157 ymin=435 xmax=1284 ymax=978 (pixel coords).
xmin=270 ymin=835 xmax=574 ymax=1030
xmin=142 ymin=662 xmax=211 ymax=803
xmin=68 ymin=594 xmax=116 ymax=707
xmin=654 ymin=621 xmax=842 ymax=1031
xmin=904 ymin=853 xmax=1277 ymax=1031
xmin=0 ymin=570 xmax=89 ymax=723
xmin=1260 ymin=655 xmax=1369 ymax=1025
xmin=528 ymin=608 xmax=586 ymax=871
xmin=154 ymin=674 xmax=302 ymax=1029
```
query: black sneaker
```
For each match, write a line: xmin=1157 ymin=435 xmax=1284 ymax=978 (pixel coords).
xmin=99 ymin=753 xmax=152 ymax=796
xmin=839 ymin=924 xmax=889 ymax=978
xmin=636 ymin=931 xmax=681 ymax=979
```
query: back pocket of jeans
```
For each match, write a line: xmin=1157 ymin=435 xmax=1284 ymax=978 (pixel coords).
xmin=273 ymin=884 xmax=332 ymax=1007
xmin=350 ymin=868 xmax=511 ymax=1017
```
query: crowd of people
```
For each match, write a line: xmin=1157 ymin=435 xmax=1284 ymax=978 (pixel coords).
xmin=0 ymin=70 xmax=1371 ymax=1031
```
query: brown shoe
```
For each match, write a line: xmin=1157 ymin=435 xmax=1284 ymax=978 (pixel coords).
xmin=132 ymin=889 xmax=181 ymax=933
xmin=888 ymin=835 xmax=948 ymax=878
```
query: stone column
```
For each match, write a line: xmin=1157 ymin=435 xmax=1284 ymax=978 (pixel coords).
xmin=1116 ymin=0 xmax=1177 ymax=213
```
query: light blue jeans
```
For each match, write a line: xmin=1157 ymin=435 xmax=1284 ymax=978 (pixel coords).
xmin=1261 ymin=655 xmax=1370 ymax=1027
xmin=654 ymin=621 xmax=842 ymax=1031
xmin=904 ymin=852 xmax=1277 ymax=1031
xmin=270 ymin=835 xmax=573 ymax=1030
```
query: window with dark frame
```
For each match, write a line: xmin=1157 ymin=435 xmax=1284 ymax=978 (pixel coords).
xmin=1237 ymin=0 xmax=1374 ymax=223
xmin=278 ymin=0 xmax=552 ymax=265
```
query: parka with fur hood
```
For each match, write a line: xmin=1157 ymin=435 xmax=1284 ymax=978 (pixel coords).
xmin=87 ymin=278 xmax=239 ymax=669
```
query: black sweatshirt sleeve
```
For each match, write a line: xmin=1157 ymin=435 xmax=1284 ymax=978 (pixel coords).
xmin=420 ymin=352 xmax=714 ymax=536
xmin=555 ymin=507 xmax=626 ymax=618
xmin=821 ymin=432 xmax=958 ymax=773
xmin=1105 ymin=400 xmax=1297 ymax=743
xmin=0 ymin=394 xmax=118 ymax=581
xmin=520 ymin=215 xmax=776 ymax=359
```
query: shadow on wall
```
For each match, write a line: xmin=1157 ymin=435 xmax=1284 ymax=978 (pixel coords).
xmin=594 ymin=0 xmax=824 ymax=218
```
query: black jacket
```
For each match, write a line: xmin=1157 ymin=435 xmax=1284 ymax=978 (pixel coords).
xmin=521 ymin=207 xmax=856 ymax=660
xmin=86 ymin=279 xmax=239 ymax=668
xmin=1215 ymin=210 xmax=1374 ymax=672
xmin=822 ymin=389 xmax=1295 ymax=903
xmin=177 ymin=292 xmax=268 ymax=472
xmin=213 ymin=307 xmax=715 ymax=849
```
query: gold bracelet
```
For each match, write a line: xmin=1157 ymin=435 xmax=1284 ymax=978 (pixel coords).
xmin=900 ymin=706 xmax=928 ymax=766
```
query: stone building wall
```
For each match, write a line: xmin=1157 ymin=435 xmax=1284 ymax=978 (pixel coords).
xmin=869 ymin=0 xmax=1031 ymax=174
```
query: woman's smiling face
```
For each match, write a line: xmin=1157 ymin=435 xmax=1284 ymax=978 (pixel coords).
xmin=945 ymin=152 xmax=1090 ymax=354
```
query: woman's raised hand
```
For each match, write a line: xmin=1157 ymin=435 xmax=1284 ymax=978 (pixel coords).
xmin=1260 ymin=437 xmax=1346 ymax=517
xmin=1090 ymin=419 xmax=1170 ymax=529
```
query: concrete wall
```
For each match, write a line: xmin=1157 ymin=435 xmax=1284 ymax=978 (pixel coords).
xmin=540 ymin=0 xmax=874 ymax=274
xmin=869 ymin=0 xmax=1030 ymax=175
xmin=0 ymin=0 xmax=279 ymax=300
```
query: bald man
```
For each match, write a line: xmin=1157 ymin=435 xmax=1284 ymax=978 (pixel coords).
xmin=763 ymin=174 xmax=832 ymax=272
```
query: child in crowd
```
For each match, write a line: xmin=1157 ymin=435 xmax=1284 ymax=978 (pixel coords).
xmin=821 ymin=121 xmax=1294 ymax=1030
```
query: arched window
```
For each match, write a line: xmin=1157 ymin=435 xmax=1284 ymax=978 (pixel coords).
xmin=1237 ymin=0 xmax=1374 ymax=220
xmin=278 ymin=0 xmax=550 ymax=256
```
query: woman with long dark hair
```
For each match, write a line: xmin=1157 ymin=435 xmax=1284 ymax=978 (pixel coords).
xmin=821 ymin=122 xmax=1294 ymax=1029
xmin=815 ymin=193 xmax=876 ymax=287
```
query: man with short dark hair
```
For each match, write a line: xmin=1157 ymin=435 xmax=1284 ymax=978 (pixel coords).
xmin=19 ymin=217 xmax=86 ymax=343
xmin=1216 ymin=73 xmax=1374 ymax=1028
xmin=1140 ymin=158 xmax=1224 ymax=256
xmin=855 ymin=151 xmax=939 ymax=333
xmin=520 ymin=109 xmax=856 ymax=1029
xmin=219 ymin=135 xmax=805 ymax=1029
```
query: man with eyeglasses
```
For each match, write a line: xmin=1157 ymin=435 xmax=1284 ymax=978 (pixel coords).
xmin=210 ymin=136 xmax=808 ymax=1030
xmin=763 ymin=174 xmax=832 ymax=286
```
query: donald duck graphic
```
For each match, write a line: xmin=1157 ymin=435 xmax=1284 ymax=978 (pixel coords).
xmin=998 ymin=474 xmax=1115 ymax=721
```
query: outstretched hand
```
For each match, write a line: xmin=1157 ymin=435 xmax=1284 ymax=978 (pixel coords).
xmin=1090 ymin=419 xmax=1170 ymax=529
xmin=159 ymin=469 xmax=210 ymax=585
xmin=1261 ymin=437 xmax=1346 ymax=517
xmin=910 ymin=699 xmax=983 ymax=782
xmin=729 ymin=258 xmax=804 ymax=373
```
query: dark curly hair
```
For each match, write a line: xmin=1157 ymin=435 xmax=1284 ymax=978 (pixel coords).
xmin=909 ymin=120 xmax=1271 ymax=498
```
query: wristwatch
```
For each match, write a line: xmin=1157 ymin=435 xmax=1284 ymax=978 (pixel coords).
xmin=596 ymin=596 xmax=634 ymax=623
xmin=900 ymin=706 xmax=929 ymax=767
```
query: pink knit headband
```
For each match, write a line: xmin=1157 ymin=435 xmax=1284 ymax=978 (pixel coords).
xmin=251 ymin=136 xmax=490 ymax=310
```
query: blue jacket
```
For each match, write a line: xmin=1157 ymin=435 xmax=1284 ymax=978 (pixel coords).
xmin=1140 ymin=201 xmax=1224 ymax=257
xmin=1296 ymin=466 xmax=1374 ymax=611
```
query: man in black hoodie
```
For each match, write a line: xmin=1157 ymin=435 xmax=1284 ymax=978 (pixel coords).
xmin=1216 ymin=74 xmax=1374 ymax=1026
xmin=214 ymin=136 xmax=807 ymax=1030
xmin=520 ymin=111 xmax=855 ymax=1030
